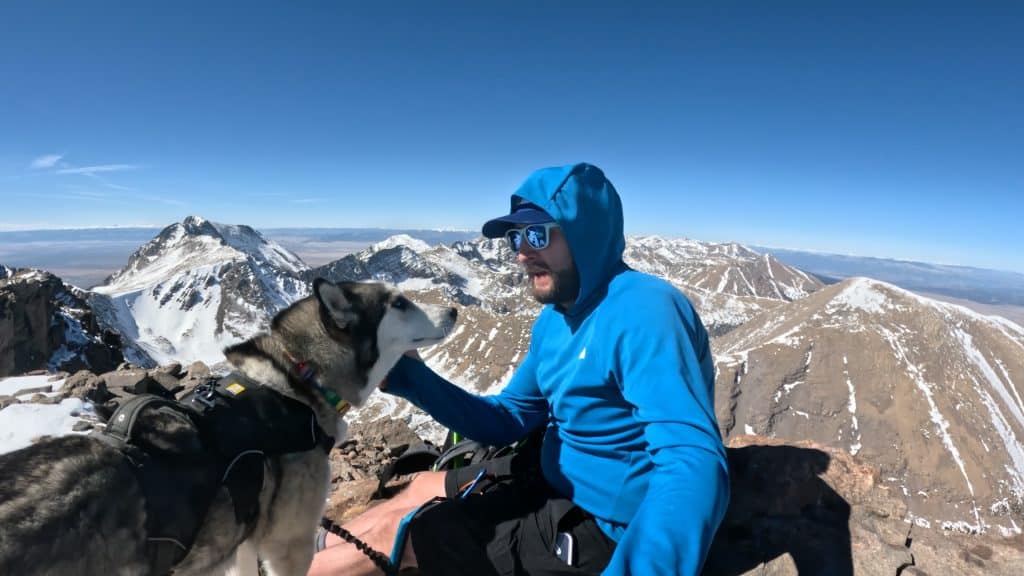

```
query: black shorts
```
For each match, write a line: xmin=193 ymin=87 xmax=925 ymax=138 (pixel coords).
xmin=410 ymin=451 xmax=616 ymax=575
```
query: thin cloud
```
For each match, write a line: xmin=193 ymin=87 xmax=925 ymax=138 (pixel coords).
xmin=291 ymin=197 xmax=325 ymax=204
xmin=68 ymin=190 xmax=111 ymax=200
xmin=84 ymin=172 xmax=133 ymax=191
xmin=137 ymin=193 xmax=186 ymax=207
xmin=57 ymin=164 xmax=139 ymax=175
xmin=29 ymin=154 xmax=64 ymax=169
xmin=54 ymin=161 xmax=140 ymax=191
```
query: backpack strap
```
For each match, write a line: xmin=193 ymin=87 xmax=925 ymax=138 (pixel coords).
xmin=432 ymin=439 xmax=500 ymax=471
xmin=374 ymin=443 xmax=442 ymax=498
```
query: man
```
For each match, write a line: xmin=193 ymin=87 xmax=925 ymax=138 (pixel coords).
xmin=310 ymin=163 xmax=729 ymax=575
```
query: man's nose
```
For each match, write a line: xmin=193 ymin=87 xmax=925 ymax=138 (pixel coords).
xmin=516 ymin=242 xmax=537 ymax=262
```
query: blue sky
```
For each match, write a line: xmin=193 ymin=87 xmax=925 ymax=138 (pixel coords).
xmin=1 ymin=1 xmax=1021 ymax=272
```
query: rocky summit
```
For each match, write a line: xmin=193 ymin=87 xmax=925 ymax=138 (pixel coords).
xmin=10 ymin=363 xmax=1023 ymax=574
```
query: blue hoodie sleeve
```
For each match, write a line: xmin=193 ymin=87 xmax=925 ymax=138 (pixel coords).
xmin=384 ymin=351 xmax=549 ymax=447
xmin=603 ymin=289 xmax=730 ymax=576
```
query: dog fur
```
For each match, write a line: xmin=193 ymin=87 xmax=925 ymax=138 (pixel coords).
xmin=0 ymin=279 xmax=456 ymax=575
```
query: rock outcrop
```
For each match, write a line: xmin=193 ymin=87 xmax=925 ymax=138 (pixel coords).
xmin=706 ymin=435 xmax=1024 ymax=575
xmin=0 ymin=268 xmax=123 ymax=378
xmin=3 ymin=364 xmax=1023 ymax=574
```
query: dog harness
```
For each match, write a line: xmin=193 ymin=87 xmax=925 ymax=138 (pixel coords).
xmin=92 ymin=373 xmax=335 ymax=575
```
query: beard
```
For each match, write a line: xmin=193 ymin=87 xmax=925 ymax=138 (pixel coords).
xmin=527 ymin=263 xmax=581 ymax=308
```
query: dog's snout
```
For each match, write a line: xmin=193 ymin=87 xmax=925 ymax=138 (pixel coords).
xmin=447 ymin=307 xmax=457 ymax=321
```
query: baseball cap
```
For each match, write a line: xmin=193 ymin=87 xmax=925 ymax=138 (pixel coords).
xmin=481 ymin=197 xmax=555 ymax=238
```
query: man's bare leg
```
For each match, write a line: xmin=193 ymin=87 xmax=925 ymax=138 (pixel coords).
xmin=308 ymin=471 xmax=447 ymax=576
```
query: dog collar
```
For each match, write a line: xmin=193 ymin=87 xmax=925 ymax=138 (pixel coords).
xmin=284 ymin=351 xmax=351 ymax=417
xmin=306 ymin=367 xmax=352 ymax=417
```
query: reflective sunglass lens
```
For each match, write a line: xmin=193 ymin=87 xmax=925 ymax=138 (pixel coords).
xmin=525 ymin=226 xmax=547 ymax=249
xmin=506 ymin=223 xmax=554 ymax=252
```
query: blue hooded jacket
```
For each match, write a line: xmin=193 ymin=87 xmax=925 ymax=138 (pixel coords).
xmin=386 ymin=163 xmax=730 ymax=575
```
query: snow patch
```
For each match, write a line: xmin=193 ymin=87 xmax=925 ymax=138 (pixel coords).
xmin=829 ymin=278 xmax=891 ymax=314
xmin=371 ymin=234 xmax=433 ymax=254
xmin=0 ymin=396 xmax=85 ymax=455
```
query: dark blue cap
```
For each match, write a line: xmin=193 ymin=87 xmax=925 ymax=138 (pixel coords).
xmin=481 ymin=197 xmax=555 ymax=238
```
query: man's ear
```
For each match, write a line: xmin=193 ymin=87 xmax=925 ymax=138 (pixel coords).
xmin=313 ymin=278 xmax=356 ymax=330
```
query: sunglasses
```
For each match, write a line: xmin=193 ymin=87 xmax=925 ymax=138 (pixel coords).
xmin=506 ymin=222 xmax=559 ymax=252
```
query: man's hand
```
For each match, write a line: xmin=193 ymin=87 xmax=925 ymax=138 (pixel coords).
xmin=379 ymin=350 xmax=423 ymax=390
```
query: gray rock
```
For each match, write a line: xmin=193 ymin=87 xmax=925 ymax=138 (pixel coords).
xmin=185 ymin=361 xmax=211 ymax=380
xmin=28 ymin=393 xmax=62 ymax=405
xmin=61 ymin=370 xmax=103 ymax=399
xmin=71 ymin=420 xmax=94 ymax=432
xmin=147 ymin=371 xmax=183 ymax=395
xmin=349 ymin=418 xmax=421 ymax=452
xmin=14 ymin=385 xmax=52 ymax=397
xmin=154 ymin=362 xmax=183 ymax=378
xmin=100 ymin=369 xmax=149 ymax=395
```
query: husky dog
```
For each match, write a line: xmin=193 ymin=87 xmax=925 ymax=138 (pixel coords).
xmin=0 ymin=279 xmax=457 ymax=576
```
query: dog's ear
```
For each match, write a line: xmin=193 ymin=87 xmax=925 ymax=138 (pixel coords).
xmin=314 ymin=278 xmax=357 ymax=330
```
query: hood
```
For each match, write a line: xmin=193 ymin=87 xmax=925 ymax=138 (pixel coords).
xmin=509 ymin=162 xmax=626 ymax=314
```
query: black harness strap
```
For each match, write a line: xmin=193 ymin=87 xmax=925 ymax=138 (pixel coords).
xmin=101 ymin=394 xmax=179 ymax=443
xmin=180 ymin=374 xmax=335 ymax=523
xmin=93 ymin=373 xmax=336 ymax=574
xmin=93 ymin=395 xmax=215 ymax=575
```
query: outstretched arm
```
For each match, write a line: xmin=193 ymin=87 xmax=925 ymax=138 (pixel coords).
xmin=384 ymin=350 xmax=548 ymax=447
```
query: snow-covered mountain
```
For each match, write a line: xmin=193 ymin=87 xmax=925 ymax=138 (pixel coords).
xmin=0 ymin=268 xmax=123 ymax=377
xmin=309 ymin=234 xmax=820 ymax=439
xmin=90 ymin=216 xmax=310 ymax=367
xmin=322 ymin=235 xmax=1024 ymax=536
xmin=311 ymin=235 xmax=529 ymax=314
xmin=715 ymin=277 xmax=1024 ymax=535
xmin=625 ymin=236 xmax=824 ymax=336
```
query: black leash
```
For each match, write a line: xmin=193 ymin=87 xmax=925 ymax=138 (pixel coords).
xmin=320 ymin=517 xmax=396 ymax=576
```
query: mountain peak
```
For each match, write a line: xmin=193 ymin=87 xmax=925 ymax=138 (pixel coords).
xmin=827 ymin=277 xmax=899 ymax=315
xmin=90 ymin=217 xmax=311 ymax=366
xmin=95 ymin=217 xmax=308 ymax=296
xmin=181 ymin=215 xmax=213 ymax=233
xmin=370 ymin=234 xmax=433 ymax=253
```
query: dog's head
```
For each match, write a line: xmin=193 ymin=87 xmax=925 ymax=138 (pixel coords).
xmin=272 ymin=278 xmax=457 ymax=407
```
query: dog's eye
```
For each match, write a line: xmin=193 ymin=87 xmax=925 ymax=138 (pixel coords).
xmin=391 ymin=297 xmax=409 ymax=311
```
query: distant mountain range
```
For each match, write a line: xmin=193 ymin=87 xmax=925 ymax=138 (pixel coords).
xmin=3 ymin=228 xmax=1021 ymax=313
xmin=0 ymin=227 xmax=478 ymax=288
xmin=758 ymin=247 xmax=1024 ymax=307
